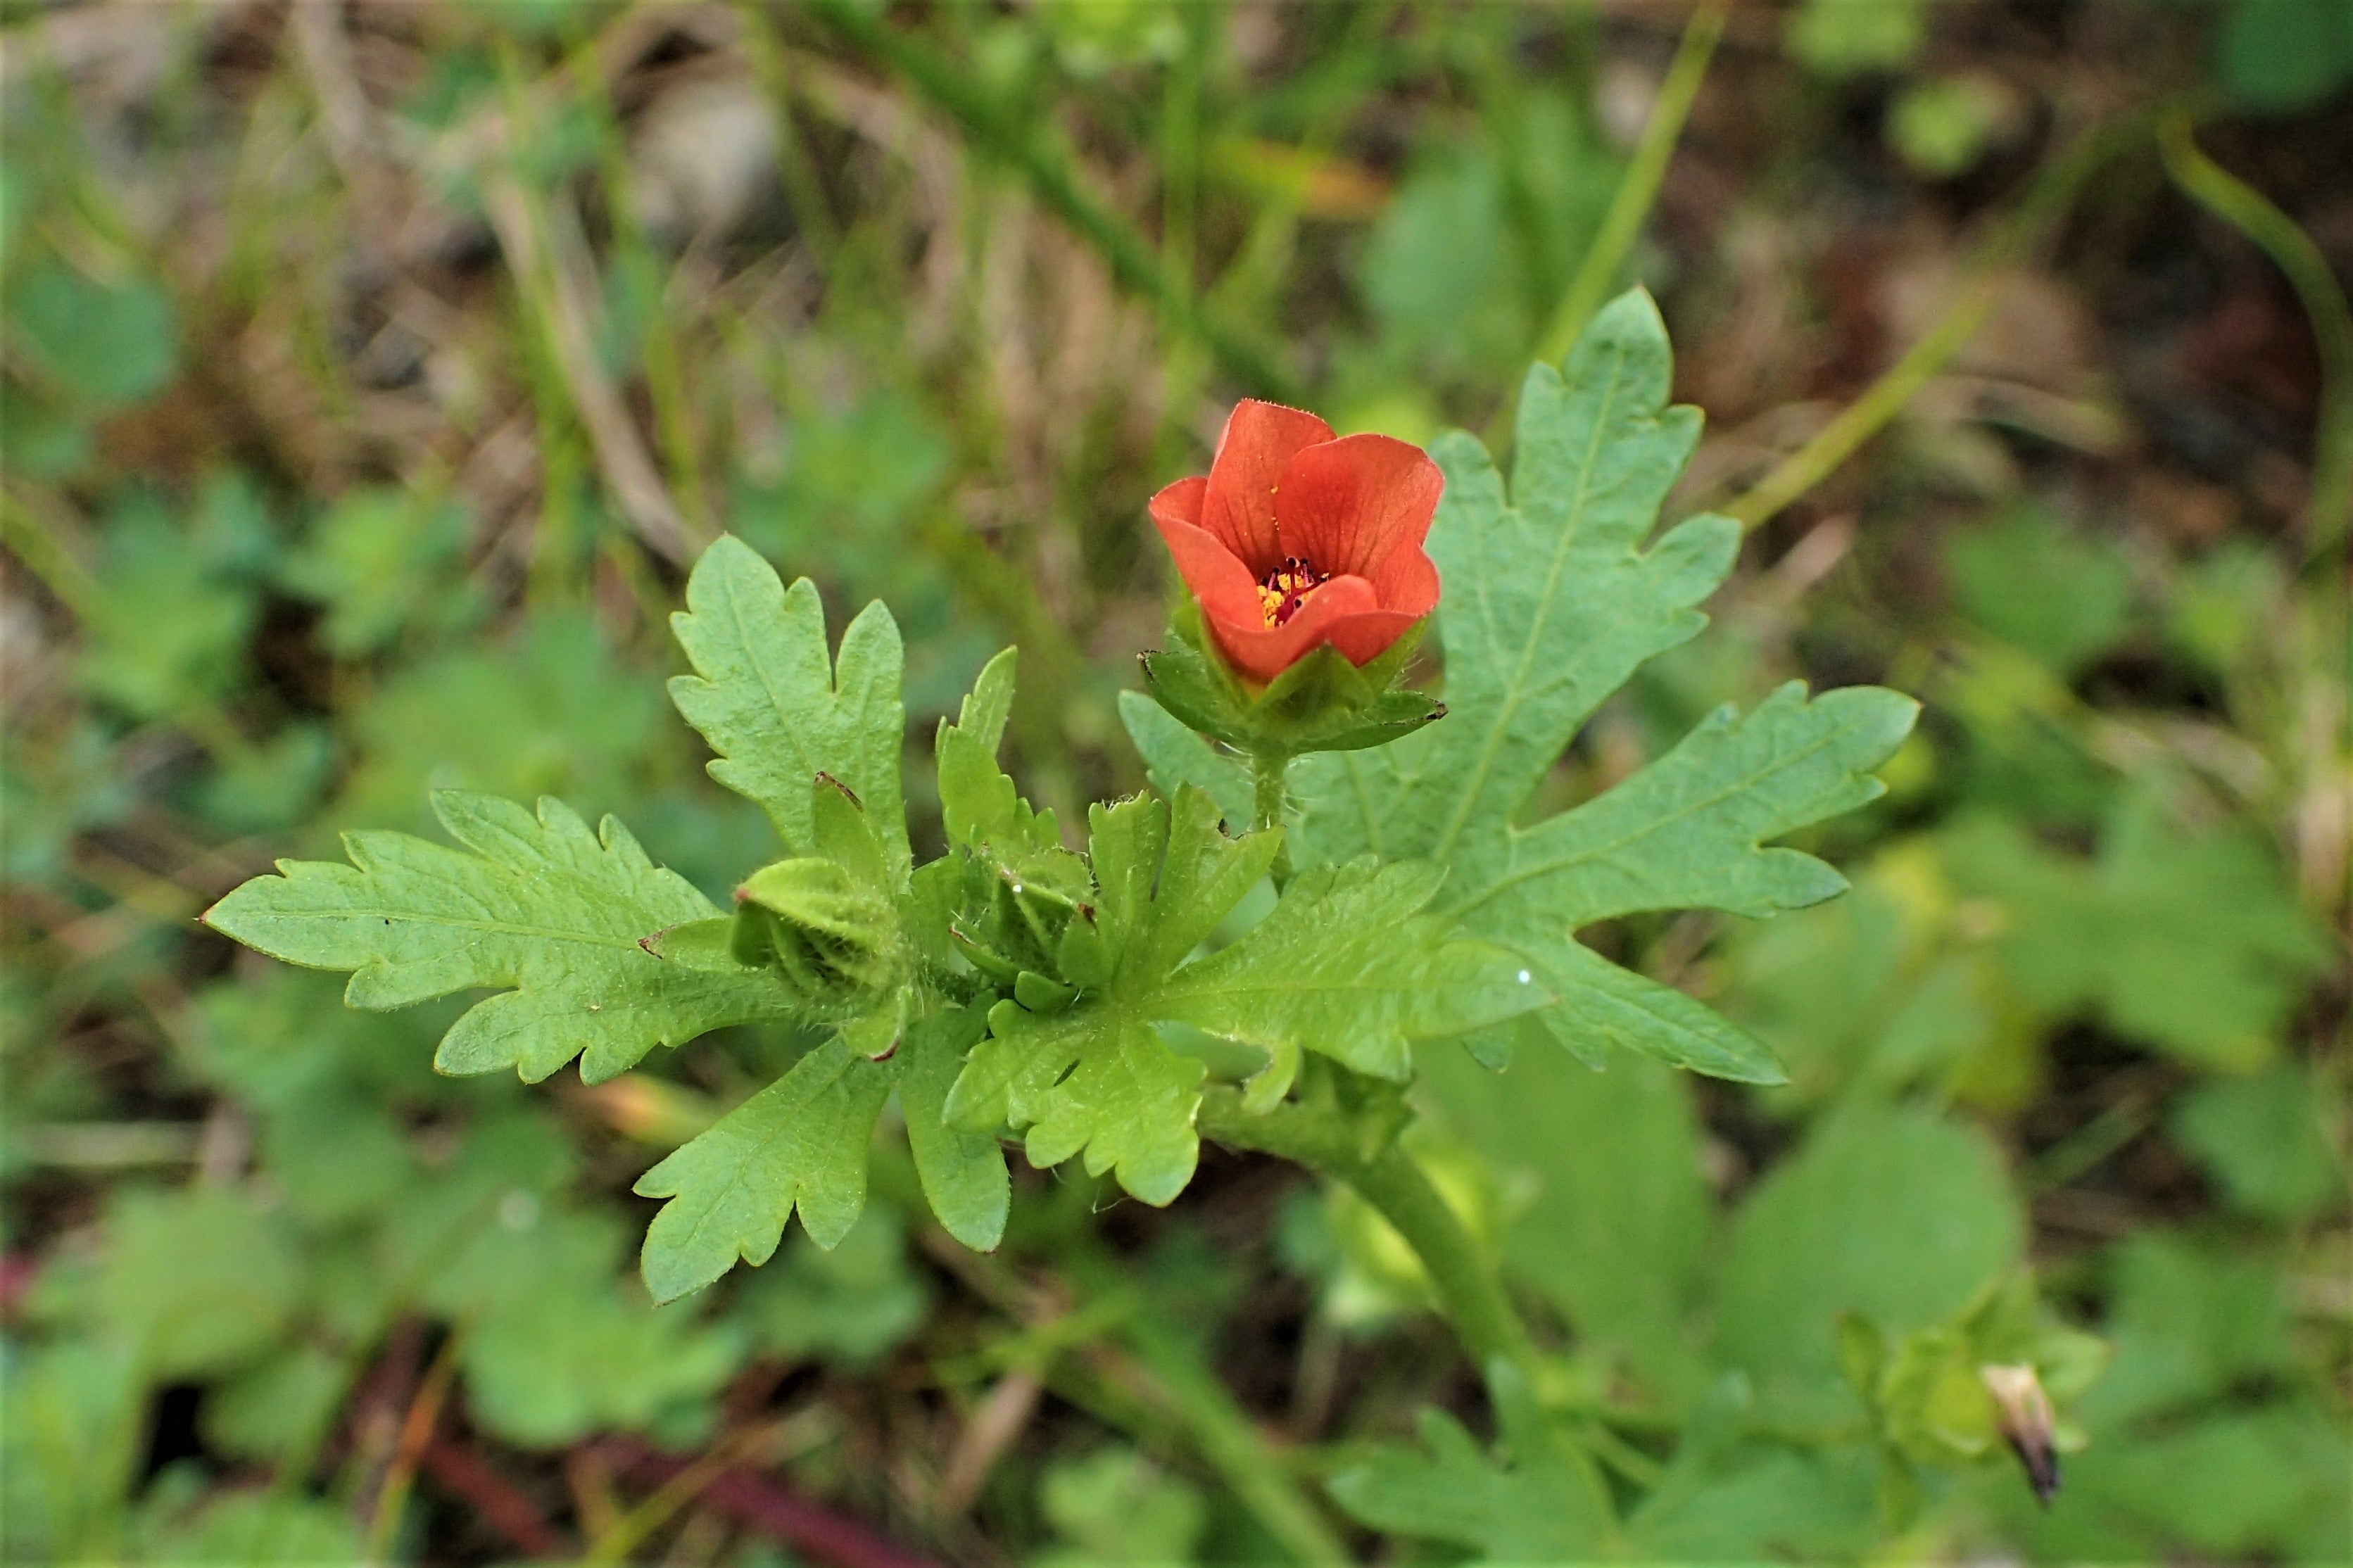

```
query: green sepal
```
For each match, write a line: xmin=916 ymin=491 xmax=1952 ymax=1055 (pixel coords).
xmin=729 ymin=775 xmax=907 ymax=1004
xmin=841 ymin=994 xmax=907 ymax=1061
xmin=642 ymin=917 xmax=750 ymax=973
xmin=1846 ymin=1271 xmax=2109 ymax=1474
xmin=1139 ymin=599 xmax=1444 ymax=761
xmin=1014 ymin=970 xmax=1077 ymax=1013
xmin=733 ymin=859 xmax=896 ymax=994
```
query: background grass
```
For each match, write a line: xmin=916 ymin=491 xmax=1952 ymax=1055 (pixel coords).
xmin=1 ymin=2 xmax=2346 ymax=1564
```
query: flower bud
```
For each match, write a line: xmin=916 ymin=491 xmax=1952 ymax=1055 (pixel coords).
xmin=1981 ymin=1362 xmax=2059 ymax=1505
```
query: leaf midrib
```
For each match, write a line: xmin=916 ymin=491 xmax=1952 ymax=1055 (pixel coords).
xmin=1451 ymin=713 xmax=1860 ymax=922
xmin=1430 ymin=348 xmax=1634 ymax=864
xmin=715 ymin=569 xmax=823 ymax=828
xmin=257 ymin=906 xmax=650 ymax=952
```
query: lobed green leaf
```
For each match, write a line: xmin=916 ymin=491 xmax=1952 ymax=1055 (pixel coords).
xmin=1327 ymin=1360 xmax=1617 ymax=1563
xmin=202 ymin=791 xmax=800 ymax=1084
xmin=667 ymin=534 xmax=910 ymax=880
xmin=633 ymin=1032 xmax=897 ymax=1304
xmin=1158 ymin=859 xmax=1548 ymax=1090
xmin=1283 ymin=291 xmax=1916 ymax=1081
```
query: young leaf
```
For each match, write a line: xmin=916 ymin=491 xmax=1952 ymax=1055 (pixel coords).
xmin=947 ymin=789 xmax=1275 ymax=1203
xmin=1328 ymin=1360 xmax=1617 ymax=1563
xmin=668 ymin=534 xmax=910 ymax=879
xmin=935 ymin=650 xmax=1093 ymax=988
xmin=1289 ymin=292 xmax=1914 ymax=1081
xmin=202 ymin=792 xmax=800 ymax=1084
xmin=963 ymin=1006 xmax=1208 ymax=1206
xmin=634 ymin=1031 xmax=897 ymax=1303
xmin=954 ymin=644 xmax=1018 ymax=754
xmin=950 ymin=790 xmax=1549 ymax=1203
xmin=897 ymin=1006 xmax=1011 ymax=1251
xmin=631 ymin=1004 xmax=1007 ymax=1301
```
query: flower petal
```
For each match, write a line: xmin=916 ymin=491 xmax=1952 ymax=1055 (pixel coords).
xmin=1200 ymin=574 xmax=1420 ymax=683
xmin=1274 ymin=433 xmax=1443 ymax=581
xmin=1202 ymin=400 xmax=1335 ymax=575
xmin=1371 ymin=542 xmax=1440 ymax=619
xmin=1152 ymin=482 xmax=1262 ymax=631
xmin=1149 ymin=474 xmax=1206 ymax=531
xmin=1318 ymin=605 xmax=1425 ymax=667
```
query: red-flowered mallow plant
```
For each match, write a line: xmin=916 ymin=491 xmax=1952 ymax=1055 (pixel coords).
xmin=201 ymin=295 xmax=2064 ymax=1555
xmin=1149 ymin=400 xmax=1442 ymax=683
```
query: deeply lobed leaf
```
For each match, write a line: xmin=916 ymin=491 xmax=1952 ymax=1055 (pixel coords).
xmin=1156 ymin=858 xmax=1548 ymax=1092
xmin=950 ymin=789 xmax=1549 ymax=1201
xmin=1273 ymin=291 xmax=1918 ymax=1082
xmin=668 ymin=534 xmax=911 ymax=880
xmin=1329 ymin=1360 xmax=1617 ymax=1564
xmin=634 ymin=1006 xmax=1007 ymax=1303
xmin=202 ymin=791 xmax=800 ymax=1084
xmin=946 ymin=790 xmax=1275 ymax=1201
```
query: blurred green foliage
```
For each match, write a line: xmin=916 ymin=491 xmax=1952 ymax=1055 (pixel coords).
xmin=1 ymin=3 xmax=2343 ymax=1565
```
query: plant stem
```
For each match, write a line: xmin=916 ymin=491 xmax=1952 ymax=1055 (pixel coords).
xmin=1250 ymin=751 xmax=1294 ymax=887
xmin=1723 ymin=104 xmax=2162 ymax=531
xmin=807 ymin=0 xmax=1301 ymax=402
xmin=1198 ymin=1087 xmax=1538 ymax=1393
xmin=1347 ymin=1141 xmax=1537 ymax=1378
xmin=583 ymin=1422 xmax=773 ymax=1564
xmin=2157 ymin=111 xmax=2353 ymax=559
xmin=362 ymin=1328 xmax=462 ymax=1564
xmin=1537 ymin=0 xmax=1727 ymax=368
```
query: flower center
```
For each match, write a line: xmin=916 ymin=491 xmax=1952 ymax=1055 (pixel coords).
xmin=1256 ymin=557 xmax=1326 ymax=627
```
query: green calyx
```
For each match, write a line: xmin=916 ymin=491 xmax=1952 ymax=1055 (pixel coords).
xmin=650 ymin=771 xmax=910 ymax=1020
xmin=1139 ymin=598 xmax=1445 ymax=763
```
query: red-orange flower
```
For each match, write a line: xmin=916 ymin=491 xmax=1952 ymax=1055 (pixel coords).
xmin=1149 ymin=400 xmax=1443 ymax=683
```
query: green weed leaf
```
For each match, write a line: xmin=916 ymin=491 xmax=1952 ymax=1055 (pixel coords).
xmin=668 ymin=534 xmax=911 ymax=878
xmin=1291 ymin=292 xmax=1914 ymax=1081
xmin=1945 ymin=789 xmax=2330 ymax=1070
xmin=633 ymin=1005 xmax=1006 ymax=1302
xmin=1328 ymin=1359 xmax=1616 ymax=1562
xmin=202 ymin=791 xmax=801 ymax=1084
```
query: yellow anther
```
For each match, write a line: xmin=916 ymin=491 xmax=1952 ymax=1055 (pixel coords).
xmin=1256 ymin=557 xmax=1325 ymax=627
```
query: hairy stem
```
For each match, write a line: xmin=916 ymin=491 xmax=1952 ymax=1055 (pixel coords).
xmin=1251 ymin=751 xmax=1294 ymax=888
xmin=1346 ymin=1141 xmax=1537 ymax=1377
xmin=1199 ymin=1086 xmax=1538 ymax=1391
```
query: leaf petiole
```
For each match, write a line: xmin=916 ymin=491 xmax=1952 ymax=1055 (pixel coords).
xmin=1198 ymin=1076 xmax=1540 ymax=1398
